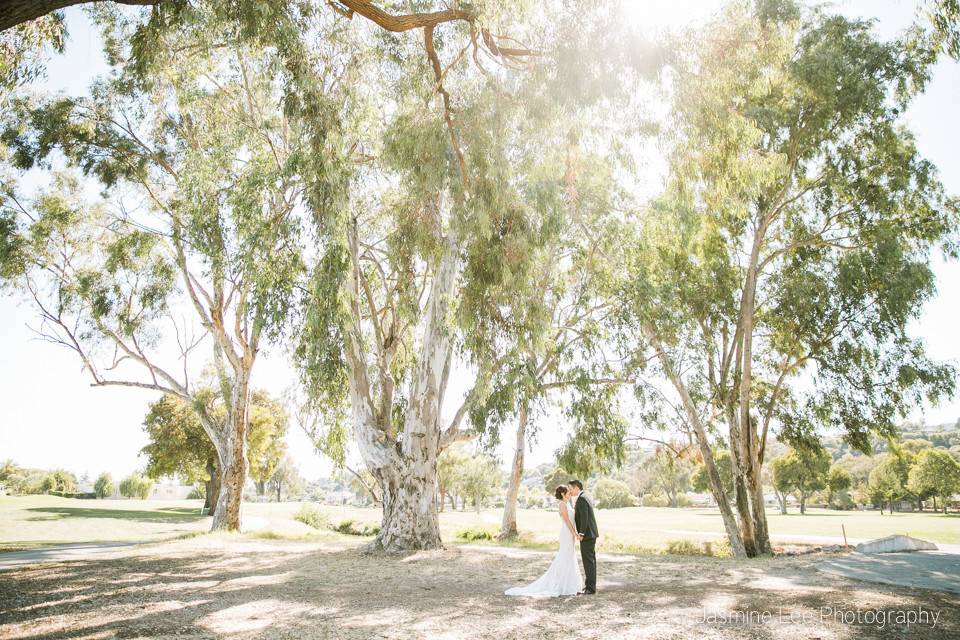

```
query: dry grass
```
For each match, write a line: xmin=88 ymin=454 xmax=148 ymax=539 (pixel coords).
xmin=1 ymin=535 xmax=957 ymax=640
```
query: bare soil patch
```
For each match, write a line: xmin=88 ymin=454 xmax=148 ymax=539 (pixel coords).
xmin=0 ymin=536 xmax=957 ymax=639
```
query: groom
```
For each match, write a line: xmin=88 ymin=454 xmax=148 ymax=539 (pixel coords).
xmin=568 ymin=479 xmax=598 ymax=595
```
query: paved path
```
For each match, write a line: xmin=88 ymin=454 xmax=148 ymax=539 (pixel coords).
xmin=817 ymin=550 xmax=960 ymax=594
xmin=0 ymin=541 xmax=145 ymax=572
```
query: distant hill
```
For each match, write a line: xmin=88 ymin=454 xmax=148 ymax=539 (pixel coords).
xmin=820 ymin=421 xmax=960 ymax=460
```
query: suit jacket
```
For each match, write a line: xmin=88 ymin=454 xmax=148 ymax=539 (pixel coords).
xmin=574 ymin=493 xmax=599 ymax=539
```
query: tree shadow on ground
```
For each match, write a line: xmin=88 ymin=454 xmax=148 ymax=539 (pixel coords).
xmin=1 ymin=540 xmax=958 ymax=640
xmin=24 ymin=506 xmax=206 ymax=524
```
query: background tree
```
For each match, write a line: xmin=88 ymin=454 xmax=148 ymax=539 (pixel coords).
xmin=542 ymin=467 xmax=571 ymax=494
xmin=118 ymin=473 xmax=152 ymax=499
xmin=615 ymin=0 xmax=958 ymax=557
xmin=908 ymin=448 xmax=960 ymax=513
xmin=771 ymin=447 xmax=830 ymax=514
xmin=649 ymin=450 xmax=693 ymax=508
xmin=94 ymin=472 xmax=114 ymax=498
xmin=467 ymin=113 xmax=651 ymax=537
xmin=826 ymin=465 xmax=852 ymax=508
xmin=454 ymin=454 xmax=501 ymax=514
xmin=246 ymin=395 xmax=289 ymax=498
xmin=628 ymin=452 xmax=659 ymax=502
xmin=691 ymin=450 xmax=734 ymax=500
xmin=437 ymin=446 xmax=469 ymax=513
xmin=40 ymin=469 xmax=76 ymax=495
xmin=267 ymin=454 xmax=302 ymax=503
xmin=867 ymin=454 xmax=908 ymax=514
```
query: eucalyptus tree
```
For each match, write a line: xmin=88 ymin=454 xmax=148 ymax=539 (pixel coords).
xmin=0 ymin=14 xmax=309 ymax=530
xmin=294 ymin=2 xmax=660 ymax=550
xmin=617 ymin=1 xmax=957 ymax=557
xmin=142 ymin=390 xmax=288 ymax=511
xmin=471 ymin=167 xmax=644 ymax=537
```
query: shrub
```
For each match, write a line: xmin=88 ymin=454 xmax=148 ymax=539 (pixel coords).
xmin=332 ymin=519 xmax=380 ymax=536
xmin=702 ymin=538 xmax=732 ymax=558
xmin=642 ymin=494 xmax=669 ymax=507
xmin=455 ymin=526 xmax=496 ymax=541
xmin=94 ymin=472 xmax=114 ymax=498
xmin=665 ymin=539 xmax=702 ymax=555
xmin=593 ymin=478 xmax=634 ymax=508
xmin=666 ymin=538 xmax=731 ymax=558
xmin=295 ymin=503 xmax=330 ymax=530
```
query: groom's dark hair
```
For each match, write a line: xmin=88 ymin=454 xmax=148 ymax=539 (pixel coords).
xmin=569 ymin=479 xmax=583 ymax=491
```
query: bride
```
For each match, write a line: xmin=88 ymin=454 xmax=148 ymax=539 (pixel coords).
xmin=504 ymin=484 xmax=582 ymax=597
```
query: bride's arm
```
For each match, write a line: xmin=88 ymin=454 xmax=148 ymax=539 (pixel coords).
xmin=559 ymin=503 xmax=578 ymax=538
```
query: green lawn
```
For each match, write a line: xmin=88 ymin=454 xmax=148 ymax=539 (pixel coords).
xmin=1 ymin=494 xmax=956 ymax=552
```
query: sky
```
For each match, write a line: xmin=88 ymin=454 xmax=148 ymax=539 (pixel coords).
xmin=1 ymin=0 xmax=958 ymax=483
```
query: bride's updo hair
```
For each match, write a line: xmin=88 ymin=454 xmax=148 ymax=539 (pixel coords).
xmin=554 ymin=484 xmax=568 ymax=500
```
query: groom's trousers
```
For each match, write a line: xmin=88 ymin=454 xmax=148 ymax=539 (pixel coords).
xmin=580 ymin=537 xmax=597 ymax=592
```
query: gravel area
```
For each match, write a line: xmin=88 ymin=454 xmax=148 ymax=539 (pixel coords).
xmin=1 ymin=536 xmax=957 ymax=639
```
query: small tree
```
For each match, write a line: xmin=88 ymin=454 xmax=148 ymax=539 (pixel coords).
xmin=267 ymin=455 xmax=301 ymax=503
xmin=94 ymin=472 xmax=114 ymax=499
xmin=455 ymin=455 xmax=500 ymax=514
xmin=594 ymin=478 xmax=634 ymax=509
xmin=771 ymin=448 xmax=830 ymax=514
xmin=691 ymin=450 xmax=734 ymax=500
xmin=908 ymin=449 xmax=960 ymax=513
xmin=867 ymin=456 xmax=906 ymax=514
xmin=41 ymin=469 xmax=76 ymax=495
xmin=650 ymin=452 xmax=692 ymax=508
xmin=119 ymin=474 xmax=153 ymax=500
xmin=826 ymin=466 xmax=852 ymax=508
xmin=437 ymin=447 xmax=469 ymax=513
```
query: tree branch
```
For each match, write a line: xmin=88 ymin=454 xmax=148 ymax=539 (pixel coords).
xmin=0 ymin=0 xmax=158 ymax=33
xmin=329 ymin=0 xmax=473 ymax=33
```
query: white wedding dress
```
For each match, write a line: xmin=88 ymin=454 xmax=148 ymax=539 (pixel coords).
xmin=504 ymin=500 xmax=582 ymax=597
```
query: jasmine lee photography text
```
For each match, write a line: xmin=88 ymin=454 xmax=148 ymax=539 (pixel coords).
xmin=699 ymin=605 xmax=943 ymax=630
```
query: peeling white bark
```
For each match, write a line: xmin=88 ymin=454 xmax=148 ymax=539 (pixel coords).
xmin=211 ymin=372 xmax=250 ymax=531
xmin=347 ymin=229 xmax=461 ymax=551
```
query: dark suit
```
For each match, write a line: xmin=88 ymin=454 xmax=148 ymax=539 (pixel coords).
xmin=574 ymin=493 xmax=599 ymax=592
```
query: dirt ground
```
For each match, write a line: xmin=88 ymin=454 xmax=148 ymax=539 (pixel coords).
xmin=1 ymin=536 xmax=957 ymax=640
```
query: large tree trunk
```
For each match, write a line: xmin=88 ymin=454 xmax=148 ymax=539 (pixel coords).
xmin=746 ymin=443 xmax=771 ymax=553
xmin=349 ymin=230 xmax=460 ymax=552
xmin=203 ymin=456 xmax=220 ymax=514
xmin=729 ymin=222 xmax=773 ymax=557
xmin=211 ymin=373 xmax=250 ymax=531
xmin=499 ymin=402 xmax=528 ymax=538
xmin=647 ymin=327 xmax=747 ymax=558
xmin=371 ymin=457 xmax=442 ymax=551
xmin=726 ymin=404 xmax=757 ymax=557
